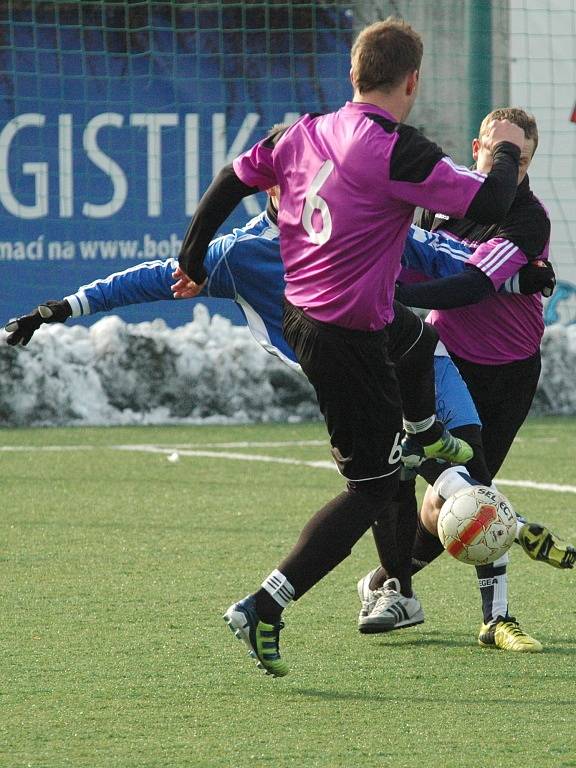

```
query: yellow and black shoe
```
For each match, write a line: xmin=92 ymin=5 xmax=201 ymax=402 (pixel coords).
xmin=478 ymin=616 xmax=543 ymax=653
xmin=224 ymin=595 xmax=288 ymax=677
xmin=518 ymin=523 xmax=576 ymax=569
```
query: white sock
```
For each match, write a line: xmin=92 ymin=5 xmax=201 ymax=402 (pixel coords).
xmin=492 ymin=552 xmax=510 ymax=568
xmin=261 ymin=569 xmax=295 ymax=609
xmin=477 ymin=553 xmax=509 ymax=624
xmin=403 ymin=415 xmax=436 ymax=434
xmin=433 ymin=465 xmax=476 ymax=501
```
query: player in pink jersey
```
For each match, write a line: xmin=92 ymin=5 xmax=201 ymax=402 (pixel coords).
xmin=175 ymin=19 xmax=525 ymax=676
xmin=372 ymin=108 xmax=564 ymax=652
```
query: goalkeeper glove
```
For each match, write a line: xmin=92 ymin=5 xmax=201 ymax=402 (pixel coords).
xmin=503 ymin=259 xmax=556 ymax=298
xmin=4 ymin=300 xmax=72 ymax=346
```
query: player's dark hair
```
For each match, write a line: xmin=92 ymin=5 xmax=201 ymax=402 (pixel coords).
xmin=266 ymin=122 xmax=291 ymax=146
xmin=351 ymin=18 xmax=423 ymax=94
xmin=480 ymin=108 xmax=539 ymax=154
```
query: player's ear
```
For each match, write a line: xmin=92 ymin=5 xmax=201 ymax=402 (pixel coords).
xmin=406 ymin=70 xmax=418 ymax=96
xmin=472 ymin=137 xmax=481 ymax=161
xmin=267 ymin=185 xmax=280 ymax=203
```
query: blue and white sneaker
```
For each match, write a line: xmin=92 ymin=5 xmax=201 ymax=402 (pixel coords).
xmin=224 ymin=595 xmax=288 ymax=677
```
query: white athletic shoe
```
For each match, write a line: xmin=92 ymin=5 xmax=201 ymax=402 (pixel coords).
xmin=358 ymin=577 xmax=424 ymax=634
xmin=357 ymin=569 xmax=379 ymax=623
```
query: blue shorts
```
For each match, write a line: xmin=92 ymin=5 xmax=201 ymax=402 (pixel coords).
xmin=434 ymin=355 xmax=481 ymax=430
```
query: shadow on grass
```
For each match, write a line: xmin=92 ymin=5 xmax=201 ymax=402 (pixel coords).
xmin=289 ymin=688 xmax=576 ymax=705
xmin=369 ymin=630 xmax=472 ymax=649
xmin=366 ymin=631 xmax=576 ymax=655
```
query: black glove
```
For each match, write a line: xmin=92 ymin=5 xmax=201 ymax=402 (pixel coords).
xmin=503 ymin=260 xmax=556 ymax=298
xmin=4 ymin=300 xmax=72 ymax=346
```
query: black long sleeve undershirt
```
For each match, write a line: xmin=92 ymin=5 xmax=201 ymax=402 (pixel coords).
xmin=464 ymin=141 xmax=521 ymax=223
xmin=397 ymin=142 xmax=521 ymax=310
xmin=178 ymin=164 xmax=258 ymax=282
xmin=395 ymin=267 xmax=494 ymax=310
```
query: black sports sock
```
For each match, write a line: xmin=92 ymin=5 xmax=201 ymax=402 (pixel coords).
xmin=371 ymin=505 xmax=445 ymax=585
xmin=276 ymin=480 xmax=398 ymax=601
xmin=475 ymin=562 xmax=508 ymax=624
xmin=371 ymin=477 xmax=418 ymax=596
xmin=254 ymin=589 xmax=284 ymax=624
xmin=411 ymin=515 xmax=444 ymax=573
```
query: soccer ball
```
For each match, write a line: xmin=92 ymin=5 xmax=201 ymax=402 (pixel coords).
xmin=437 ymin=485 xmax=517 ymax=566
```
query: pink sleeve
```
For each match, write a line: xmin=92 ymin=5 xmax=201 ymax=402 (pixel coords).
xmin=233 ymin=140 xmax=278 ymax=190
xmin=391 ymin=157 xmax=486 ymax=217
xmin=468 ymin=238 xmax=529 ymax=289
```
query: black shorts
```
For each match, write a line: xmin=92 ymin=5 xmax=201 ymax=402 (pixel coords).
xmin=387 ymin=301 xmax=427 ymax=364
xmin=449 ymin=350 xmax=542 ymax=476
xmin=283 ymin=301 xmax=403 ymax=483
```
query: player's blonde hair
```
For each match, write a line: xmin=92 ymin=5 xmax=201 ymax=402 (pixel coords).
xmin=351 ymin=18 xmax=423 ymax=94
xmin=480 ymin=108 xmax=539 ymax=154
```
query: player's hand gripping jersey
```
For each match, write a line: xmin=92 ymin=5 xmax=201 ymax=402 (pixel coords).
xmin=400 ymin=224 xmax=555 ymax=298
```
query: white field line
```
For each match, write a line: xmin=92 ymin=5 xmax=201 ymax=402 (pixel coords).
xmin=0 ymin=445 xmax=95 ymax=452
xmin=113 ymin=444 xmax=336 ymax=470
xmin=2 ymin=442 xmax=575 ymax=495
xmin=0 ymin=440 xmax=324 ymax=452
xmin=159 ymin=440 xmax=328 ymax=448
xmin=112 ymin=444 xmax=576 ymax=495
xmin=489 ymin=478 xmax=576 ymax=494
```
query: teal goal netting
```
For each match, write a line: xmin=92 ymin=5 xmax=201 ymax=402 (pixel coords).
xmin=1 ymin=0 xmax=575 ymax=325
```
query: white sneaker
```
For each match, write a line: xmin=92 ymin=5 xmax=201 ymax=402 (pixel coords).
xmin=358 ymin=577 xmax=424 ymax=634
xmin=357 ymin=569 xmax=379 ymax=623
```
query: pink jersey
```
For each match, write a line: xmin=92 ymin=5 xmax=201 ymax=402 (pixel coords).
xmin=233 ymin=103 xmax=486 ymax=330
xmin=428 ymin=235 xmax=547 ymax=364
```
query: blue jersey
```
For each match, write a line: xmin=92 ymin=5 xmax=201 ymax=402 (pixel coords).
xmin=64 ymin=214 xmax=480 ymax=428
xmin=65 ymin=212 xmax=297 ymax=370
xmin=401 ymin=225 xmax=473 ymax=278
xmin=401 ymin=225 xmax=517 ymax=297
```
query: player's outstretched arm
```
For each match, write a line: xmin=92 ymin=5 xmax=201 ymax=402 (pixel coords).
xmin=4 ymin=259 xmax=187 ymax=346
xmin=4 ymin=300 xmax=72 ymax=346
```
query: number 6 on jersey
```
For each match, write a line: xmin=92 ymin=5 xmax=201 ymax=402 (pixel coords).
xmin=302 ymin=160 xmax=334 ymax=245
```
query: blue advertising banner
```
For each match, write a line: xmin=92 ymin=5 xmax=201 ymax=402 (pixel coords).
xmin=1 ymin=5 xmax=353 ymax=326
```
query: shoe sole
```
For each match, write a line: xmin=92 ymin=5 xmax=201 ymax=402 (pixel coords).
xmin=479 ymin=642 xmax=543 ymax=652
xmin=223 ymin=609 xmax=287 ymax=677
xmin=478 ymin=637 xmax=543 ymax=652
xmin=358 ymin=614 xmax=425 ymax=634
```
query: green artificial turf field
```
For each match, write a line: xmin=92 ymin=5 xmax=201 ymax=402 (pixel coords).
xmin=2 ymin=419 xmax=575 ymax=767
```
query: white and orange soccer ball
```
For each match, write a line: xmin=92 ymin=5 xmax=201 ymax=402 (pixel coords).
xmin=437 ymin=485 xmax=517 ymax=566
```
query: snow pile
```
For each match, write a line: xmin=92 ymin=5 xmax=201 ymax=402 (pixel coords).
xmin=532 ymin=323 xmax=576 ymax=415
xmin=1 ymin=307 xmax=575 ymax=426
xmin=0 ymin=305 xmax=317 ymax=426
